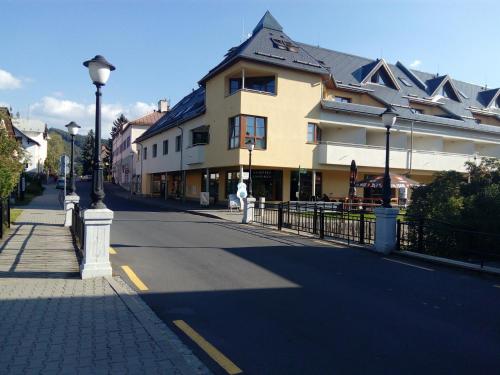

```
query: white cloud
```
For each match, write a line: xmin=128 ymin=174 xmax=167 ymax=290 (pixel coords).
xmin=409 ymin=60 xmax=422 ymax=69
xmin=30 ymin=96 xmax=156 ymax=136
xmin=0 ymin=68 xmax=22 ymax=89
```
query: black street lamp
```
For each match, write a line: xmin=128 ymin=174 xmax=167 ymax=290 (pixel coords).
xmin=380 ymin=106 xmax=398 ymax=208
xmin=65 ymin=121 xmax=81 ymax=195
xmin=83 ymin=55 xmax=115 ymax=209
xmin=245 ymin=138 xmax=255 ymax=198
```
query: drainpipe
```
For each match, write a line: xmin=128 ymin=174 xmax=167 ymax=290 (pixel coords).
xmin=177 ymin=126 xmax=185 ymax=201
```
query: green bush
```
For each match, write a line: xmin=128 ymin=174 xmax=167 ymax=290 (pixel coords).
xmin=406 ymin=158 xmax=500 ymax=261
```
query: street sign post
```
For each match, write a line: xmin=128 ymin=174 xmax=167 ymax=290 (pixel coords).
xmin=60 ymin=155 xmax=70 ymax=196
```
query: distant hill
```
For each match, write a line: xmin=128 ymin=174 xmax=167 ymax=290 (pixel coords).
xmin=48 ymin=128 xmax=109 ymax=171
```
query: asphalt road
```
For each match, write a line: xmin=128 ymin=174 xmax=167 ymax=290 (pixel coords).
xmin=77 ymin=182 xmax=500 ymax=375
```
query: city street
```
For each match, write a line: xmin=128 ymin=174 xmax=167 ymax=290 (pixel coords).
xmin=78 ymin=182 xmax=500 ymax=375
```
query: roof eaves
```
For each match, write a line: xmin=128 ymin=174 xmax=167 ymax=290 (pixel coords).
xmin=136 ymin=107 xmax=206 ymax=143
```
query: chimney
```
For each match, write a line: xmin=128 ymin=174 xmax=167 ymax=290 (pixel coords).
xmin=158 ymin=99 xmax=170 ymax=113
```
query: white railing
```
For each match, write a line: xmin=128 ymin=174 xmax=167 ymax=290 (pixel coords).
xmin=317 ymin=141 xmax=479 ymax=172
xmin=185 ymin=144 xmax=206 ymax=165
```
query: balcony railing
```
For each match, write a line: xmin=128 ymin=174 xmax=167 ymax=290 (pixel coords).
xmin=316 ymin=141 xmax=478 ymax=172
xmin=185 ymin=144 xmax=206 ymax=165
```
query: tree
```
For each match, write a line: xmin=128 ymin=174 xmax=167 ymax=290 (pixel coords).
xmin=110 ymin=113 xmax=128 ymax=139
xmin=406 ymin=158 xmax=500 ymax=258
xmin=0 ymin=128 xmax=25 ymax=198
xmin=81 ymin=130 xmax=95 ymax=175
xmin=44 ymin=132 xmax=65 ymax=176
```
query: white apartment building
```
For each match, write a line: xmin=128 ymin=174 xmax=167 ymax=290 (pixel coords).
xmin=12 ymin=118 xmax=49 ymax=174
xmin=112 ymin=100 xmax=168 ymax=191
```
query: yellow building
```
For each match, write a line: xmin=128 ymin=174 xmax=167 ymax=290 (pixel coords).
xmin=136 ymin=11 xmax=500 ymax=204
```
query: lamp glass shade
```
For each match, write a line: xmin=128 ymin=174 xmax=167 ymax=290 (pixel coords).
xmin=246 ymin=139 xmax=255 ymax=151
xmin=88 ymin=61 xmax=111 ymax=85
xmin=65 ymin=122 xmax=81 ymax=136
xmin=382 ymin=111 xmax=397 ymax=128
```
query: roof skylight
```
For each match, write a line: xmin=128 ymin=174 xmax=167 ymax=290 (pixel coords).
xmin=271 ymin=38 xmax=299 ymax=53
xmin=398 ymin=77 xmax=413 ymax=87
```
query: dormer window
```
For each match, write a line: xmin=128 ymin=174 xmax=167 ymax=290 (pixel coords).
xmin=371 ymin=70 xmax=390 ymax=86
xmin=271 ymin=38 xmax=298 ymax=52
xmin=440 ymin=82 xmax=460 ymax=101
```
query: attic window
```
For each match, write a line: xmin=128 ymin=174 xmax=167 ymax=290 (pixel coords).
xmin=398 ymin=77 xmax=413 ymax=87
xmin=440 ymin=82 xmax=459 ymax=101
xmin=271 ymin=38 xmax=298 ymax=52
xmin=371 ymin=69 xmax=392 ymax=87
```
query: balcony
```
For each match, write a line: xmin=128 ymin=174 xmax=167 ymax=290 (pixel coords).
xmin=316 ymin=142 xmax=476 ymax=173
xmin=185 ymin=144 xmax=206 ymax=165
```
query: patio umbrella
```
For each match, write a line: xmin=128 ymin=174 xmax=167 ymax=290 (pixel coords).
xmin=355 ymin=173 xmax=422 ymax=189
xmin=348 ymin=160 xmax=357 ymax=198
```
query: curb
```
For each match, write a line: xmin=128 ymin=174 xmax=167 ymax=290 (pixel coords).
xmin=395 ymin=251 xmax=500 ymax=276
xmin=105 ymin=276 xmax=212 ymax=375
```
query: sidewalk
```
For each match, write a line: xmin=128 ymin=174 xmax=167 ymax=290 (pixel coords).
xmin=0 ymin=185 xmax=210 ymax=374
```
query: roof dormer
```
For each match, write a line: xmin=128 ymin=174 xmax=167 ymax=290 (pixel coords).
xmin=361 ymin=59 xmax=400 ymax=90
xmin=477 ymin=88 xmax=500 ymax=110
xmin=427 ymin=75 xmax=461 ymax=102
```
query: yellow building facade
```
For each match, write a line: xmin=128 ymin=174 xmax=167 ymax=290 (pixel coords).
xmin=136 ymin=12 xmax=500 ymax=204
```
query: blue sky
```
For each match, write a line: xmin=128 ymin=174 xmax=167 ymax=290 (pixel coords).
xmin=1 ymin=0 xmax=499 ymax=135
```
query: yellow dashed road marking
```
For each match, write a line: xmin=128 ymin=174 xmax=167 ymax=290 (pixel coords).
xmin=121 ymin=265 xmax=149 ymax=291
xmin=173 ymin=320 xmax=242 ymax=374
xmin=109 ymin=247 xmax=117 ymax=255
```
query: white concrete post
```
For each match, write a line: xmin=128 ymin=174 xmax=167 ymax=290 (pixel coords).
xmin=80 ymin=208 xmax=114 ymax=279
xmin=64 ymin=195 xmax=80 ymax=227
xmin=242 ymin=197 xmax=256 ymax=224
xmin=374 ymin=207 xmax=399 ymax=254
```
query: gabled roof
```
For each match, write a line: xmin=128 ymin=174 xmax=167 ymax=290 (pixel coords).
xmin=426 ymin=75 xmax=461 ymax=102
xmin=13 ymin=126 xmax=40 ymax=146
xmin=359 ymin=59 xmax=401 ymax=90
xmin=125 ymin=111 xmax=166 ymax=130
xmin=477 ymin=88 xmax=500 ymax=108
xmin=136 ymin=87 xmax=206 ymax=142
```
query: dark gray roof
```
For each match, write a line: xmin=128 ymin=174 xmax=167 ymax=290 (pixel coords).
xmin=199 ymin=12 xmax=500 ymax=130
xmin=252 ymin=10 xmax=283 ymax=34
xmin=137 ymin=87 xmax=205 ymax=142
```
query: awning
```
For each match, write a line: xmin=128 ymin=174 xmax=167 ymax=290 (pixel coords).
xmin=355 ymin=173 xmax=422 ymax=189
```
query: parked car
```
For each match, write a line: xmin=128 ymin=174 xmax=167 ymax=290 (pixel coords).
xmin=55 ymin=178 xmax=65 ymax=190
xmin=80 ymin=175 xmax=91 ymax=182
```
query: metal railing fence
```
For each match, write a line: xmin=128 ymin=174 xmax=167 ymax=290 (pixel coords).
xmin=253 ymin=201 xmax=375 ymax=246
xmin=397 ymin=218 xmax=500 ymax=267
xmin=71 ymin=203 xmax=85 ymax=250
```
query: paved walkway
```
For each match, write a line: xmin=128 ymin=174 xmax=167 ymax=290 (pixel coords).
xmin=0 ymin=185 xmax=210 ymax=374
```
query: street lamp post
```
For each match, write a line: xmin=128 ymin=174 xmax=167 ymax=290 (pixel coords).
xmin=65 ymin=121 xmax=81 ymax=195
xmin=246 ymin=138 xmax=255 ymax=198
xmin=83 ymin=55 xmax=115 ymax=209
xmin=380 ymin=106 xmax=398 ymax=208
